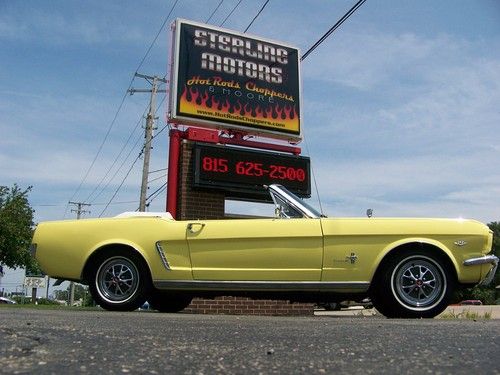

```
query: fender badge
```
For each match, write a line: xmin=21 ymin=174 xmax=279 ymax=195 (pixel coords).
xmin=454 ymin=240 xmax=467 ymax=247
xmin=346 ymin=252 xmax=358 ymax=264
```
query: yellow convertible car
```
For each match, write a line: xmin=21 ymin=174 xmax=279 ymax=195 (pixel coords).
xmin=31 ymin=185 xmax=497 ymax=318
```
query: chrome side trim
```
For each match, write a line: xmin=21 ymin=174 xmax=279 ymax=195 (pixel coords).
xmin=463 ymin=255 xmax=498 ymax=266
xmin=155 ymin=242 xmax=171 ymax=271
xmin=464 ymin=255 xmax=499 ymax=286
xmin=152 ymin=280 xmax=370 ymax=292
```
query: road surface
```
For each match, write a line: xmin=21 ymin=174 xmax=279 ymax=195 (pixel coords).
xmin=0 ymin=308 xmax=499 ymax=374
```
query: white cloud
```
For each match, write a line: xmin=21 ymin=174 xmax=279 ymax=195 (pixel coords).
xmin=311 ymin=152 xmax=499 ymax=223
xmin=297 ymin=27 xmax=500 ymax=224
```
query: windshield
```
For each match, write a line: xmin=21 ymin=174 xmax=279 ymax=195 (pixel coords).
xmin=268 ymin=184 xmax=323 ymax=219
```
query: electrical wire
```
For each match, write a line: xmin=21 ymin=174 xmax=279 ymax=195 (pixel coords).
xmin=83 ymin=200 xmax=139 ymax=207
xmin=146 ymin=184 xmax=168 ymax=208
xmin=220 ymin=0 xmax=243 ymax=27
xmin=98 ymin=152 xmax=142 ymax=217
xmin=90 ymin=131 xmax=144 ymax=205
xmin=148 ymin=173 xmax=167 ymax=184
xmin=65 ymin=90 xmax=129 ymax=217
xmin=149 ymin=168 xmax=167 ymax=174
xmin=133 ymin=0 xmax=179 ymax=75
xmin=94 ymin=92 xmax=167 ymax=211
xmin=243 ymin=0 xmax=270 ymax=33
xmin=206 ymin=0 xmax=225 ymax=23
xmin=301 ymin=0 xmax=367 ymax=61
xmin=297 ymin=0 xmax=367 ymax=214
xmin=66 ymin=1 xmax=179 ymax=215
xmin=144 ymin=182 xmax=167 ymax=208
xmin=72 ymin=0 xmax=364 ymax=218
xmin=84 ymin=104 xmax=149 ymax=203
xmin=152 ymin=123 xmax=169 ymax=140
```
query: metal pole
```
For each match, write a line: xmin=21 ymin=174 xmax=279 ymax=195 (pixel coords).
xmin=139 ymin=77 xmax=158 ymax=212
xmin=166 ymin=129 xmax=182 ymax=218
xmin=68 ymin=202 xmax=90 ymax=306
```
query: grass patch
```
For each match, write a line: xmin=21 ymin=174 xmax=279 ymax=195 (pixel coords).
xmin=439 ymin=309 xmax=492 ymax=320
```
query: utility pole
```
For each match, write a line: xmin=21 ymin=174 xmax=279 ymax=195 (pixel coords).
xmin=69 ymin=201 xmax=91 ymax=220
xmin=128 ymin=73 xmax=167 ymax=212
xmin=68 ymin=201 xmax=90 ymax=306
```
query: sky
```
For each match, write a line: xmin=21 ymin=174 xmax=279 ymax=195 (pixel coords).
xmin=1 ymin=0 xmax=499 ymax=293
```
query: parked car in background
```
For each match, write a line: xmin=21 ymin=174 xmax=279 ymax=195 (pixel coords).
xmin=0 ymin=296 xmax=17 ymax=304
xmin=31 ymin=184 xmax=497 ymax=318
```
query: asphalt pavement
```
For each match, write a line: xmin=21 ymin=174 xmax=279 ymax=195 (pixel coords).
xmin=1 ymin=307 xmax=499 ymax=374
xmin=315 ymin=305 xmax=500 ymax=319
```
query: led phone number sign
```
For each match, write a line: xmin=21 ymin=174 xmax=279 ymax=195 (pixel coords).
xmin=193 ymin=144 xmax=311 ymax=198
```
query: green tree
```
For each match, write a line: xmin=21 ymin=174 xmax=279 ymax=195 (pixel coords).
xmin=0 ymin=185 xmax=35 ymax=268
xmin=487 ymin=222 xmax=499 ymax=287
xmin=455 ymin=222 xmax=500 ymax=304
xmin=54 ymin=283 xmax=95 ymax=307
xmin=53 ymin=289 xmax=69 ymax=301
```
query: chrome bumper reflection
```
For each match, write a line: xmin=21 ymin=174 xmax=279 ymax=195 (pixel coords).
xmin=464 ymin=255 xmax=499 ymax=286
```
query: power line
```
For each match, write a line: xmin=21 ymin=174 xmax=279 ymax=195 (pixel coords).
xmin=92 ymin=200 xmax=139 ymax=207
xmin=149 ymin=168 xmax=167 ymax=174
xmin=206 ymin=0 xmax=225 ymax=23
xmin=90 ymin=131 xmax=144 ymax=205
xmin=148 ymin=173 xmax=167 ymax=184
xmin=147 ymin=182 xmax=167 ymax=202
xmin=143 ymin=182 xmax=168 ymax=210
xmin=89 ymin=86 xmax=168 ymax=205
xmin=301 ymin=0 xmax=367 ymax=61
xmin=67 ymin=1 xmax=179 ymax=213
xmin=84 ymin=103 xmax=149 ymax=203
xmin=69 ymin=201 xmax=91 ymax=219
xmin=220 ymin=0 xmax=243 ymax=27
xmin=244 ymin=0 xmax=270 ymax=33
xmin=65 ymin=90 xmax=129 ymax=217
xmin=133 ymin=0 xmax=179 ymax=75
xmin=99 ymin=152 xmax=142 ymax=217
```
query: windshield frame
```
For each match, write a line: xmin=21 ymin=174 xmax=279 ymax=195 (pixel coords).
xmin=267 ymin=184 xmax=323 ymax=219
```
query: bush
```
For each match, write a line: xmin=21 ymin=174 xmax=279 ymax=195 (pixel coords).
xmin=454 ymin=286 xmax=497 ymax=305
xmin=36 ymin=298 xmax=61 ymax=305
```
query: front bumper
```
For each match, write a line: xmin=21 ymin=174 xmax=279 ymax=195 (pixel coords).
xmin=463 ymin=255 xmax=499 ymax=286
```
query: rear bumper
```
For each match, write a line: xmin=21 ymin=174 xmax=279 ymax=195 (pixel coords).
xmin=464 ymin=255 xmax=499 ymax=286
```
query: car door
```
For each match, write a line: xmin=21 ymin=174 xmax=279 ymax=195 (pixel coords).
xmin=186 ymin=218 xmax=323 ymax=281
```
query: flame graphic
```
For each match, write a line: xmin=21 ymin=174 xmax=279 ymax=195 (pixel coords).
xmin=179 ymin=86 xmax=299 ymax=133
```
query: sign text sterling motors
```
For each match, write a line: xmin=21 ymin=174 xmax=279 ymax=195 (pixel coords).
xmin=169 ymin=19 xmax=301 ymax=141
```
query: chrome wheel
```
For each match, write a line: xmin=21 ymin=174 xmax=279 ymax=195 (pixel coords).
xmin=96 ymin=256 xmax=140 ymax=304
xmin=391 ymin=256 xmax=446 ymax=310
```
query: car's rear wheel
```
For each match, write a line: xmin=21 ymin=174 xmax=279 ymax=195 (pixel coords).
xmin=88 ymin=249 xmax=151 ymax=311
xmin=371 ymin=250 xmax=454 ymax=318
xmin=148 ymin=291 xmax=193 ymax=313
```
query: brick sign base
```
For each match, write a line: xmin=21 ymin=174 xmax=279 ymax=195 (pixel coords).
xmin=175 ymin=140 xmax=315 ymax=316
xmin=183 ymin=296 xmax=314 ymax=316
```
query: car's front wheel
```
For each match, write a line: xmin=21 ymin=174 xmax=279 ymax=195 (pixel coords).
xmin=371 ymin=250 xmax=455 ymax=318
xmin=88 ymin=250 xmax=151 ymax=311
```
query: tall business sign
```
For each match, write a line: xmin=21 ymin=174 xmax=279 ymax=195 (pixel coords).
xmin=169 ymin=19 xmax=302 ymax=142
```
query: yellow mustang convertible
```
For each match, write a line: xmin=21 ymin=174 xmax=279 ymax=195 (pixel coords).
xmin=31 ymin=185 xmax=497 ymax=318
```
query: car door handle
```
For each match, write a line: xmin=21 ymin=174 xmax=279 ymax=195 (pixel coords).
xmin=187 ymin=223 xmax=205 ymax=233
